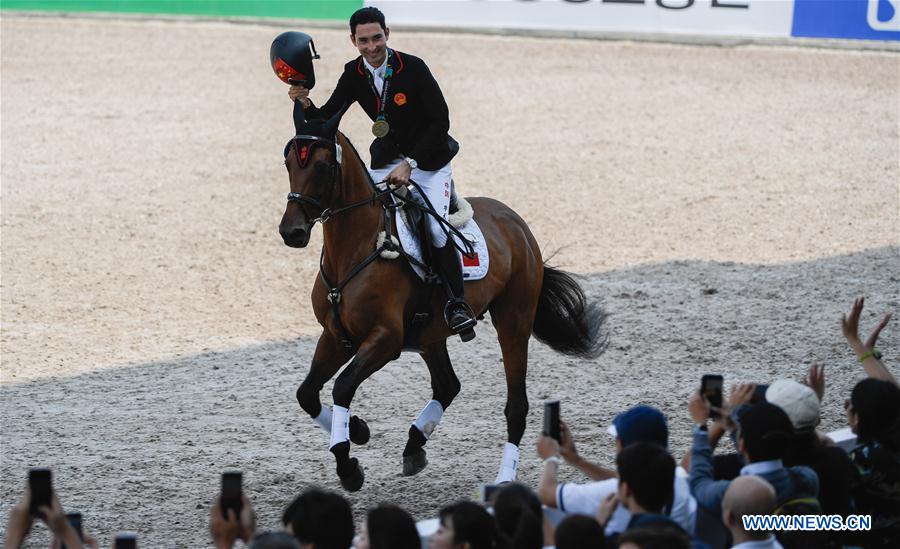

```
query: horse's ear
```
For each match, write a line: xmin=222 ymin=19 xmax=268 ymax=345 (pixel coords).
xmin=292 ymin=100 xmax=307 ymax=135
xmin=322 ymin=102 xmax=349 ymax=137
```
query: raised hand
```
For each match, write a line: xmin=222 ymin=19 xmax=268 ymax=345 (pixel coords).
xmin=806 ymin=363 xmax=825 ymax=402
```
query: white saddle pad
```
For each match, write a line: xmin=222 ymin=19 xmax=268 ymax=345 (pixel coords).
xmin=394 ymin=210 xmax=490 ymax=281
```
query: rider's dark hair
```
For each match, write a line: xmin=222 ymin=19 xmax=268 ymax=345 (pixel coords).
xmin=349 ymin=7 xmax=387 ymax=36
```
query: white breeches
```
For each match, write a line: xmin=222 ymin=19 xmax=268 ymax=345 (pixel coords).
xmin=369 ymin=159 xmax=452 ymax=247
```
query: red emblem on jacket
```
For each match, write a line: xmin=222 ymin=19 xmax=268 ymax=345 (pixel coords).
xmin=394 ymin=92 xmax=407 ymax=106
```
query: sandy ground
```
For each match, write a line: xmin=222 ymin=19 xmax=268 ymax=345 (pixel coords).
xmin=1 ymin=14 xmax=898 ymax=548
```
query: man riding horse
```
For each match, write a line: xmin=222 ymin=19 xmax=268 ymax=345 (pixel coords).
xmin=273 ymin=9 xmax=607 ymax=492
xmin=287 ymin=6 xmax=477 ymax=341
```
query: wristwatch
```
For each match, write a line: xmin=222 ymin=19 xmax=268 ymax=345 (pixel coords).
xmin=404 ymin=156 xmax=418 ymax=170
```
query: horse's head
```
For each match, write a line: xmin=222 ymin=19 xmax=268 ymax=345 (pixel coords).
xmin=279 ymin=106 xmax=344 ymax=248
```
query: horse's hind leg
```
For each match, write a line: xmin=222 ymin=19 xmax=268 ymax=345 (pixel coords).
xmin=402 ymin=340 xmax=461 ymax=477
xmin=296 ymin=331 xmax=369 ymax=445
xmin=490 ymin=286 xmax=539 ymax=483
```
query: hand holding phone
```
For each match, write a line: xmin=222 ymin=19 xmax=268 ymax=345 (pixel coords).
xmin=221 ymin=472 xmax=243 ymax=519
xmin=28 ymin=468 xmax=52 ymax=516
xmin=543 ymin=400 xmax=561 ymax=442
xmin=60 ymin=512 xmax=84 ymax=549
xmin=700 ymin=375 xmax=724 ymax=419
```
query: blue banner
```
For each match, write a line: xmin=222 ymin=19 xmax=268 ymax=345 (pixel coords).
xmin=792 ymin=0 xmax=900 ymax=41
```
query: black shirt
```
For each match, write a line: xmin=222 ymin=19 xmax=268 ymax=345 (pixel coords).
xmin=304 ymin=49 xmax=458 ymax=171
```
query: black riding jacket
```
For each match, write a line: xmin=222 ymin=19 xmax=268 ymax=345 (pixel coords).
xmin=303 ymin=49 xmax=458 ymax=171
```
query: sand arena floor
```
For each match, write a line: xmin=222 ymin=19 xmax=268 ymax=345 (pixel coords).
xmin=1 ymin=14 xmax=898 ymax=547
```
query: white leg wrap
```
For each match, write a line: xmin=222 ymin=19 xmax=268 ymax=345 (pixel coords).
xmin=314 ymin=405 xmax=332 ymax=436
xmin=495 ymin=442 xmax=520 ymax=484
xmin=413 ymin=400 xmax=445 ymax=439
xmin=329 ymin=405 xmax=350 ymax=450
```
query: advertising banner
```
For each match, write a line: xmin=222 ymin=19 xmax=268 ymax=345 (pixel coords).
xmin=369 ymin=0 xmax=794 ymax=38
xmin=791 ymin=0 xmax=900 ymax=41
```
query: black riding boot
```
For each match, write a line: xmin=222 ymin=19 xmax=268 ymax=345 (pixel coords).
xmin=432 ymin=241 xmax=477 ymax=341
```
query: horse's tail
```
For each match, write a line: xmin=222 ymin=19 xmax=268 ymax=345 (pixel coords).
xmin=532 ymin=265 xmax=608 ymax=359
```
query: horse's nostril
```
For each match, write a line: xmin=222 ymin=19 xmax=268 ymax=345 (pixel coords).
xmin=280 ymin=225 xmax=308 ymax=245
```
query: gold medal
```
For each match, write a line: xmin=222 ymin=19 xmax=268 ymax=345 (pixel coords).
xmin=372 ymin=119 xmax=390 ymax=138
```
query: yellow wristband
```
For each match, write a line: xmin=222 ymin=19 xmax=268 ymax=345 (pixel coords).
xmin=859 ymin=349 xmax=882 ymax=363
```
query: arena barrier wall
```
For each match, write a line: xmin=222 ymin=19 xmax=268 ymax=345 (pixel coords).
xmin=3 ymin=0 xmax=897 ymax=43
xmin=369 ymin=0 xmax=900 ymax=43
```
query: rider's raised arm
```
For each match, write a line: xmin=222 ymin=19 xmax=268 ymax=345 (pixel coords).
xmin=408 ymin=60 xmax=451 ymax=163
xmin=304 ymin=64 xmax=355 ymax=121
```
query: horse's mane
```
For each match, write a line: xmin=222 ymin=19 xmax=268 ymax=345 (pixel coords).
xmin=336 ymin=131 xmax=379 ymax=189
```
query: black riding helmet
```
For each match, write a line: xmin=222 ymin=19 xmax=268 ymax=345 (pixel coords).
xmin=270 ymin=31 xmax=320 ymax=88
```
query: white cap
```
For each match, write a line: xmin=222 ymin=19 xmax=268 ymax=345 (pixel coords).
xmin=765 ymin=380 xmax=820 ymax=432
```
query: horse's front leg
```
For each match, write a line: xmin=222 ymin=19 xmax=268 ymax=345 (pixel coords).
xmin=329 ymin=327 xmax=403 ymax=491
xmin=297 ymin=331 xmax=370 ymax=445
xmin=402 ymin=340 xmax=461 ymax=476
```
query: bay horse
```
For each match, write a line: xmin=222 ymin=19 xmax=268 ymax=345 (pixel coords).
xmin=279 ymin=109 xmax=607 ymax=491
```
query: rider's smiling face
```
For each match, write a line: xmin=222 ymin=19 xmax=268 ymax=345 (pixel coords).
xmin=351 ymin=22 xmax=389 ymax=67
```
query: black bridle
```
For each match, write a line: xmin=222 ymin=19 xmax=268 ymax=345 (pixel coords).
xmin=284 ymin=133 xmax=402 ymax=349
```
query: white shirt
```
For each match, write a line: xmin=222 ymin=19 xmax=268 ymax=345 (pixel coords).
xmin=362 ymin=56 xmax=388 ymax=95
xmin=732 ymin=536 xmax=784 ymax=549
xmin=555 ymin=467 xmax=697 ymax=535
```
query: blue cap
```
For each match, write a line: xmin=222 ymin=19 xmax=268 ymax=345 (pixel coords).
xmin=607 ymin=405 xmax=669 ymax=448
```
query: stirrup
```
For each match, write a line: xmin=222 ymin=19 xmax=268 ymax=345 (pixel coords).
xmin=444 ymin=300 xmax=477 ymax=335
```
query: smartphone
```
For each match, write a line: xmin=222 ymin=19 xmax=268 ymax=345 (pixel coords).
xmin=543 ymin=400 xmax=561 ymax=442
xmin=700 ymin=375 xmax=724 ymax=419
xmin=479 ymin=483 xmax=501 ymax=504
xmin=28 ymin=468 xmax=52 ymax=515
xmin=61 ymin=513 xmax=84 ymax=549
xmin=221 ymin=471 xmax=243 ymax=519
xmin=751 ymin=384 xmax=769 ymax=404
xmin=114 ymin=533 xmax=137 ymax=549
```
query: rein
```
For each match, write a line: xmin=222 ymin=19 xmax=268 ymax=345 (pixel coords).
xmin=285 ymin=134 xmax=475 ymax=349
xmin=286 ymin=134 xmax=403 ymax=349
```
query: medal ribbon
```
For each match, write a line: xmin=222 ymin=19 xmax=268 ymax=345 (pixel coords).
xmin=367 ymin=49 xmax=394 ymax=123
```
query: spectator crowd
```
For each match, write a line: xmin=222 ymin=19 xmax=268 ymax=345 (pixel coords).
xmin=5 ymin=298 xmax=898 ymax=549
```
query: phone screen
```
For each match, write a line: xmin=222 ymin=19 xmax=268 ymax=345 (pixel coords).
xmin=28 ymin=468 xmax=52 ymax=514
xmin=114 ymin=533 xmax=137 ymax=549
xmin=221 ymin=472 xmax=243 ymax=518
xmin=701 ymin=375 xmax=724 ymax=419
xmin=543 ymin=400 xmax=561 ymax=442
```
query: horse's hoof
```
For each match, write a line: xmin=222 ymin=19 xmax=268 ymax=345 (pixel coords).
xmin=402 ymin=450 xmax=428 ymax=476
xmin=338 ymin=458 xmax=365 ymax=492
xmin=349 ymin=415 xmax=370 ymax=446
